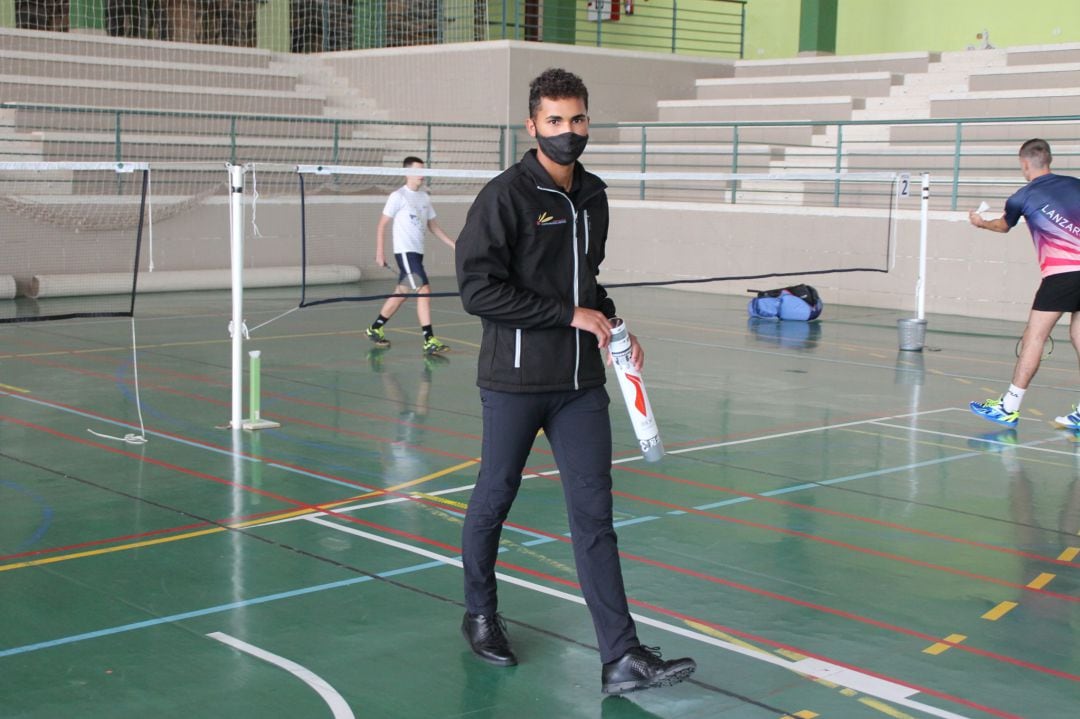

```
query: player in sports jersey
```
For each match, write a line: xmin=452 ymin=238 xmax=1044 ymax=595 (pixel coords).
xmin=969 ymin=139 xmax=1080 ymax=430
xmin=365 ymin=156 xmax=457 ymax=355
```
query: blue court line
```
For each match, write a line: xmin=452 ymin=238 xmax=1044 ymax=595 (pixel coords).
xmin=690 ymin=449 xmax=996 ymax=513
xmin=512 ymin=451 xmax=997 ymax=546
xmin=0 ymin=479 xmax=54 ymax=552
xmin=0 ymin=559 xmax=447 ymax=659
xmin=613 ymin=515 xmax=660 ymax=529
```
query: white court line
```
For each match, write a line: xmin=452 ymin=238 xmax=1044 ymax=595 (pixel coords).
xmin=655 ymin=406 xmax=960 ymax=458
xmin=304 ymin=516 xmax=973 ymax=719
xmin=871 ymin=421 xmax=1080 ymax=457
xmin=207 ymin=631 xmax=354 ymax=719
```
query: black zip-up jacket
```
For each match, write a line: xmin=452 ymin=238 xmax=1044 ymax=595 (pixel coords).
xmin=456 ymin=149 xmax=616 ymax=393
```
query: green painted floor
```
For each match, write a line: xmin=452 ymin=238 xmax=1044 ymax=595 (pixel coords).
xmin=1 ymin=284 xmax=1078 ymax=718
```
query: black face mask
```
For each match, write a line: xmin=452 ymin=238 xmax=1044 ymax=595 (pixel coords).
xmin=536 ymin=131 xmax=589 ymax=166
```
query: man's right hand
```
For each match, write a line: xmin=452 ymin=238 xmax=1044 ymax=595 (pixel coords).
xmin=571 ymin=307 xmax=612 ymax=348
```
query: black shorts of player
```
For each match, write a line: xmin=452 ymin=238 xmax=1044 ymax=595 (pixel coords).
xmin=1032 ymin=270 xmax=1080 ymax=312
xmin=394 ymin=252 xmax=430 ymax=289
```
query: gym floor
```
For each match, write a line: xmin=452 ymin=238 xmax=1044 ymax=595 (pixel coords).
xmin=1 ymin=284 xmax=1077 ymax=719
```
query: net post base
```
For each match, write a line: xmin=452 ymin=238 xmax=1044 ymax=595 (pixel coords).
xmin=241 ymin=418 xmax=281 ymax=430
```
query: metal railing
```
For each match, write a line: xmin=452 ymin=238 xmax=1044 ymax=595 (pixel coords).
xmin=0 ymin=103 xmax=506 ymax=169
xmin=3 ymin=0 xmax=747 ymax=57
xmin=507 ymin=115 xmax=1080 ymax=209
xmin=492 ymin=0 xmax=746 ymax=58
xmin=4 ymin=103 xmax=1078 ymax=209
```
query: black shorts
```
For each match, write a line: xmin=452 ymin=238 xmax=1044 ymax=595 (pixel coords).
xmin=1032 ymin=270 xmax=1080 ymax=312
xmin=394 ymin=252 xmax=429 ymax=289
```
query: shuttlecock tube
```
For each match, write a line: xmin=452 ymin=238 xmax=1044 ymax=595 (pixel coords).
xmin=609 ymin=318 xmax=664 ymax=462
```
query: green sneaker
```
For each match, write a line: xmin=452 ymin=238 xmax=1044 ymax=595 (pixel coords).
xmin=422 ymin=336 xmax=449 ymax=355
xmin=366 ymin=326 xmax=390 ymax=347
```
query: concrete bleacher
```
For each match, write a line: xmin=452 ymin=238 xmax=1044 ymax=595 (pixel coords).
xmin=657 ymin=97 xmax=856 ymax=123
xmin=0 ymin=26 xmax=273 ymax=67
xmin=968 ymin=63 xmax=1080 ymax=93
xmin=0 ymin=26 xmax=402 ymax=166
xmin=730 ymin=51 xmax=938 ymax=77
xmin=1005 ymin=42 xmax=1080 ymax=66
xmin=694 ymin=71 xmax=899 ymax=100
xmin=0 ymin=48 xmax=299 ymax=90
xmin=0 ymin=74 xmax=328 ymax=115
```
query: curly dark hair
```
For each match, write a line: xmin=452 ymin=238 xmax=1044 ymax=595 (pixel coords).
xmin=528 ymin=68 xmax=589 ymax=118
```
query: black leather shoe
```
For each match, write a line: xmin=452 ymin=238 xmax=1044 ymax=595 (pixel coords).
xmin=601 ymin=645 xmax=695 ymax=694
xmin=461 ymin=612 xmax=518 ymax=666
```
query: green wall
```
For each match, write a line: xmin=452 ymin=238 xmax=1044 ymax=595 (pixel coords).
xmin=837 ymin=0 xmax=1080 ymax=55
xmin=746 ymin=0 xmax=1080 ymax=59
xmin=743 ymin=0 xmax=800 ymax=59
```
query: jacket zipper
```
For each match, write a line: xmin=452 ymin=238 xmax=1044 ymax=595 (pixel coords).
xmin=537 ymin=186 xmax=580 ymax=390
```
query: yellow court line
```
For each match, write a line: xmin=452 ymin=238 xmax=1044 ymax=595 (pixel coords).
xmin=684 ymin=620 xmax=770 ymax=655
xmin=0 ymin=527 xmax=225 ymax=572
xmin=0 ymin=382 xmax=30 ymax=393
xmin=923 ymin=633 xmax=967 ymax=655
xmin=858 ymin=696 xmax=917 ymax=719
xmin=415 ymin=493 xmax=469 ymax=510
xmin=1059 ymin=547 xmax=1080 ymax=562
xmin=1027 ymin=572 xmax=1055 ymax=589
xmin=0 ymin=459 xmax=479 ymax=573
xmin=981 ymin=601 xmax=1018 ymax=621
xmin=382 ymin=459 xmax=479 ymax=494
xmin=1 ymin=495 xmax=377 ymax=572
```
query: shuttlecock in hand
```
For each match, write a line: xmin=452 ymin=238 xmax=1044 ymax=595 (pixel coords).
xmin=975 ymin=201 xmax=990 ymax=215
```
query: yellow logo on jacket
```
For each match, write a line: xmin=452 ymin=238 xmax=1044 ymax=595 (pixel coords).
xmin=536 ymin=211 xmax=567 ymax=226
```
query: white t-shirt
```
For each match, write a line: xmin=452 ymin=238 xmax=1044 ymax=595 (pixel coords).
xmin=382 ymin=186 xmax=436 ymax=254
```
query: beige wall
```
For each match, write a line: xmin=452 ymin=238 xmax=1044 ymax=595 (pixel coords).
xmin=0 ymin=42 xmax=1046 ymax=323
xmin=321 ymin=40 xmax=734 ymax=127
xmin=602 ymin=202 xmax=1038 ymax=323
xmin=4 ymin=192 xmax=1041 ymax=323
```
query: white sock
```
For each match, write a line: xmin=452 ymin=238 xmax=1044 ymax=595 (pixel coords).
xmin=1002 ymin=384 xmax=1026 ymax=413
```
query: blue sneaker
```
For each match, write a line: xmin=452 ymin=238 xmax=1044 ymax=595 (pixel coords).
xmin=969 ymin=397 xmax=1019 ymax=428
xmin=1054 ymin=404 xmax=1080 ymax=430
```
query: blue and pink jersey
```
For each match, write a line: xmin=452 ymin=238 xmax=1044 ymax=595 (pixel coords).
xmin=1004 ymin=173 xmax=1080 ymax=277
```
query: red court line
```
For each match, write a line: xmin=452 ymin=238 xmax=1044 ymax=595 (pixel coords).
xmin=0 ymin=415 xmax=463 ymax=559
xmin=5 ymin=365 xmax=1073 ymax=603
xmin=12 ymin=345 xmax=490 ymax=445
xmin=5 ymin=375 xmax=1075 ymax=606
xmin=628 ymin=600 xmax=1024 ymax=719
xmin=610 ymin=489 xmax=1080 ymax=602
xmin=73 ymin=347 xmax=1052 ymax=577
xmin=616 ymin=463 xmax=1079 ymax=568
xmin=6 ymin=412 xmax=1077 ymax=708
xmin=52 ymin=343 xmax=1062 ymax=578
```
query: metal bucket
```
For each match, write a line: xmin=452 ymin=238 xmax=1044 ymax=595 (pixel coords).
xmin=897 ymin=318 xmax=927 ymax=352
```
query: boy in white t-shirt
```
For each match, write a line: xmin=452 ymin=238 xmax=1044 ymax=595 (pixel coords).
xmin=366 ymin=156 xmax=457 ymax=354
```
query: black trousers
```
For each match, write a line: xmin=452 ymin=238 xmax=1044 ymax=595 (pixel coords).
xmin=462 ymin=386 xmax=639 ymax=663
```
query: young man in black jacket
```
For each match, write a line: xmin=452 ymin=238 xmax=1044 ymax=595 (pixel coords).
xmin=455 ymin=68 xmax=696 ymax=694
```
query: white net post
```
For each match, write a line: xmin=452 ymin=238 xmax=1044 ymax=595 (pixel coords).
xmin=917 ymin=172 xmax=930 ymax=321
xmin=228 ymin=163 xmax=246 ymax=430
